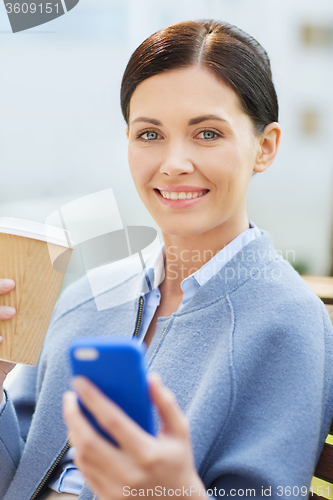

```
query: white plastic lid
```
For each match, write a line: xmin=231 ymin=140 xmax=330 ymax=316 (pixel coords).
xmin=0 ymin=217 xmax=73 ymax=248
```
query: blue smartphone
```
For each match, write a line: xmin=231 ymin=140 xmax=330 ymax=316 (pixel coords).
xmin=68 ymin=337 xmax=156 ymax=444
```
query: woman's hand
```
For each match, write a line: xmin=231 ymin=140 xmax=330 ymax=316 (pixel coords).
xmin=63 ymin=374 xmax=206 ymax=500
xmin=0 ymin=279 xmax=17 ymax=393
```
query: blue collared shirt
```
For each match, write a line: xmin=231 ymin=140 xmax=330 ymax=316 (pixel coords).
xmin=136 ymin=220 xmax=261 ymax=340
xmin=47 ymin=221 xmax=261 ymax=494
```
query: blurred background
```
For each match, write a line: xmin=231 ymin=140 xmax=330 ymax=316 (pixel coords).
xmin=0 ymin=0 xmax=332 ymax=280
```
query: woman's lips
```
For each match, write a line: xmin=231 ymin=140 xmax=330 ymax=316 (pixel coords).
xmin=154 ymin=188 xmax=210 ymax=208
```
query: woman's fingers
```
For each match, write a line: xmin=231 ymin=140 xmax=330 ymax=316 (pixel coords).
xmin=0 ymin=279 xmax=15 ymax=295
xmin=0 ymin=306 xmax=16 ymax=320
xmin=63 ymin=377 xmax=199 ymax=500
xmin=63 ymin=391 xmax=123 ymax=488
xmin=0 ymin=280 xmax=16 ymax=321
xmin=71 ymin=377 xmax=154 ymax=454
xmin=63 ymin=391 xmax=119 ymax=463
xmin=148 ymin=373 xmax=189 ymax=439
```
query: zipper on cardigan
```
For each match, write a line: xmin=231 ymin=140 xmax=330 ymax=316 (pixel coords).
xmin=29 ymin=441 xmax=70 ymax=500
xmin=133 ymin=295 xmax=144 ymax=337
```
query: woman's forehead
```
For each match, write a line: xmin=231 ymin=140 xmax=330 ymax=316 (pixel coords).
xmin=128 ymin=66 xmax=244 ymax=125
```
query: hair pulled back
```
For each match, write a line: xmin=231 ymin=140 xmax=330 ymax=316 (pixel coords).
xmin=120 ymin=20 xmax=278 ymax=135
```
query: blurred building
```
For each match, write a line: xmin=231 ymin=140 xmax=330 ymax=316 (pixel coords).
xmin=0 ymin=0 xmax=332 ymax=276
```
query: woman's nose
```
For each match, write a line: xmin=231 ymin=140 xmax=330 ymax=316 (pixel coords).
xmin=159 ymin=144 xmax=195 ymax=177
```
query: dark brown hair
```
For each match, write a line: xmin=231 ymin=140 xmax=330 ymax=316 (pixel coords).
xmin=120 ymin=20 xmax=278 ymax=135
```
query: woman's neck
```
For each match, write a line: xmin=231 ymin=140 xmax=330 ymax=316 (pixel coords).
xmin=161 ymin=215 xmax=250 ymax=295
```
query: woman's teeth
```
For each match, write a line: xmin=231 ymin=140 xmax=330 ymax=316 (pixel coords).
xmin=159 ymin=190 xmax=207 ymax=200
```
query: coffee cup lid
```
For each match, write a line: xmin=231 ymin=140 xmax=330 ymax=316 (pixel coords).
xmin=0 ymin=217 xmax=73 ymax=248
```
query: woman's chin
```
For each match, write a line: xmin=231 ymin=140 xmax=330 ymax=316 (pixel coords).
xmin=159 ymin=222 xmax=208 ymax=238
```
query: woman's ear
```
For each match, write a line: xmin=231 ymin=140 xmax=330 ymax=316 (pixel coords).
xmin=253 ymin=122 xmax=281 ymax=173
xmin=126 ymin=127 xmax=129 ymax=139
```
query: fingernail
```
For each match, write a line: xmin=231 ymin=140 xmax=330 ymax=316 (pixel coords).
xmin=0 ymin=279 xmax=15 ymax=290
xmin=1 ymin=306 xmax=16 ymax=317
xmin=63 ymin=391 xmax=75 ymax=404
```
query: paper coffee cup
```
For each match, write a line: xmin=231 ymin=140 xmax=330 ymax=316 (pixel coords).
xmin=0 ymin=217 xmax=73 ymax=365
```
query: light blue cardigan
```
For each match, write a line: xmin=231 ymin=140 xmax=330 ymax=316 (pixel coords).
xmin=1 ymin=231 xmax=333 ymax=500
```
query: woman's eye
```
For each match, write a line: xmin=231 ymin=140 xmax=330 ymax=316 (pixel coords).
xmin=139 ymin=131 xmax=159 ymax=140
xmin=197 ymin=130 xmax=220 ymax=140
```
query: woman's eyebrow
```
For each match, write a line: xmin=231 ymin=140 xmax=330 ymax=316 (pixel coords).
xmin=188 ymin=114 xmax=230 ymax=126
xmin=130 ymin=117 xmax=161 ymax=126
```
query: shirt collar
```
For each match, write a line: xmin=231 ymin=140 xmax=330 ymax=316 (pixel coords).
xmin=145 ymin=221 xmax=261 ymax=294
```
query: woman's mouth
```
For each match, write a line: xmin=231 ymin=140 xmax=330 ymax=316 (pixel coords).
xmin=154 ymin=188 xmax=210 ymax=208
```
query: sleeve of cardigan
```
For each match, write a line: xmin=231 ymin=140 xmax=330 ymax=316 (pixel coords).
xmin=0 ymin=388 xmax=26 ymax=496
xmin=0 ymin=363 xmax=38 ymax=498
xmin=201 ymin=295 xmax=333 ymax=500
xmin=0 ymin=293 xmax=66 ymax=498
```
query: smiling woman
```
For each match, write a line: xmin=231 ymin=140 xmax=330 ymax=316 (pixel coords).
xmin=1 ymin=19 xmax=333 ymax=500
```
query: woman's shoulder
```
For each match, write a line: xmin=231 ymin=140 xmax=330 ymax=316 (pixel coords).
xmin=223 ymin=231 xmax=332 ymax=336
xmin=230 ymin=252 xmax=332 ymax=347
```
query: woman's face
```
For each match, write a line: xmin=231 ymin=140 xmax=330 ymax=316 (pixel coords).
xmin=127 ymin=66 xmax=263 ymax=238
